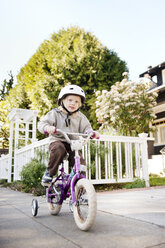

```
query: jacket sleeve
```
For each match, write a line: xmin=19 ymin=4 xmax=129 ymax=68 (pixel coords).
xmin=79 ymin=113 xmax=93 ymax=134
xmin=38 ymin=109 xmax=57 ymax=134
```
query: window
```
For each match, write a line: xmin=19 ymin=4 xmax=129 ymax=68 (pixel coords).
xmin=162 ymin=69 xmax=165 ymax=85
xmin=160 ymin=126 xmax=165 ymax=143
xmin=153 ymin=130 xmax=158 ymax=144
xmin=152 ymin=119 xmax=165 ymax=145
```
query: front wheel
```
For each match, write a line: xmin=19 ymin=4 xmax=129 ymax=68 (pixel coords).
xmin=73 ymin=179 xmax=97 ymax=231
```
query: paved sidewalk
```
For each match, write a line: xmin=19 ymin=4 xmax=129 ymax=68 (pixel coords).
xmin=96 ymin=186 xmax=165 ymax=228
xmin=0 ymin=186 xmax=165 ymax=248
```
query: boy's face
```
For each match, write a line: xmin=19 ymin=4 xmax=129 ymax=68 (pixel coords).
xmin=62 ymin=95 xmax=82 ymax=113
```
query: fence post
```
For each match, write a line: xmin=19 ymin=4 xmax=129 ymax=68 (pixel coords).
xmin=138 ymin=133 xmax=150 ymax=187
xmin=8 ymin=120 xmax=14 ymax=182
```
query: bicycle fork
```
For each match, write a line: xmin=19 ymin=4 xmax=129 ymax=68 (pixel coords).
xmin=71 ymin=155 xmax=85 ymax=205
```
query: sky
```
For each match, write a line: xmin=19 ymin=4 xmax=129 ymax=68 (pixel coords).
xmin=0 ymin=0 xmax=165 ymax=86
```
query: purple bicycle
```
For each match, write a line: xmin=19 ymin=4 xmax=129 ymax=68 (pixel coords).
xmin=31 ymin=129 xmax=97 ymax=231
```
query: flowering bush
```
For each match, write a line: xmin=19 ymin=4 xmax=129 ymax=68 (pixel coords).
xmin=95 ymin=73 xmax=158 ymax=136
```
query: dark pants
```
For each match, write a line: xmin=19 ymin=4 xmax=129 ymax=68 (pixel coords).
xmin=48 ymin=140 xmax=85 ymax=176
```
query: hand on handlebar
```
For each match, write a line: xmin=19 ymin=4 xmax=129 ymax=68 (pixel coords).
xmin=90 ymin=131 xmax=100 ymax=139
xmin=44 ymin=126 xmax=56 ymax=134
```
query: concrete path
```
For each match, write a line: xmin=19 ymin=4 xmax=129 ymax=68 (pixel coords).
xmin=0 ymin=186 xmax=165 ymax=248
xmin=97 ymin=186 xmax=165 ymax=228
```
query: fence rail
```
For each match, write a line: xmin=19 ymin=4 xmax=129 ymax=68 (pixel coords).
xmin=0 ymin=134 xmax=149 ymax=186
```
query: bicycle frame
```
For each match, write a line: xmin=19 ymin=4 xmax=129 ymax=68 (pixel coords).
xmin=46 ymin=130 xmax=90 ymax=206
xmin=71 ymin=149 xmax=85 ymax=204
xmin=31 ymin=129 xmax=97 ymax=231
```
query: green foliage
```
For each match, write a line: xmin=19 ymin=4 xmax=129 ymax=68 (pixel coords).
xmin=0 ymin=72 xmax=14 ymax=148
xmin=0 ymin=71 xmax=14 ymax=100
xmin=0 ymin=81 xmax=31 ymax=148
xmin=16 ymin=26 xmax=128 ymax=127
xmin=0 ymin=26 xmax=128 ymax=144
xmin=149 ymin=177 xmax=165 ymax=186
xmin=124 ymin=178 xmax=146 ymax=189
xmin=0 ymin=101 xmax=10 ymax=148
xmin=20 ymin=157 xmax=46 ymax=195
xmin=0 ymin=179 xmax=8 ymax=185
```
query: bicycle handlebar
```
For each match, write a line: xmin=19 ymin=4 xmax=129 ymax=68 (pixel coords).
xmin=56 ymin=129 xmax=93 ymax=144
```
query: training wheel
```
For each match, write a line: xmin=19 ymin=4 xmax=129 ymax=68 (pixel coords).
xmin=31 ymin=199 xmax=39 ymax=216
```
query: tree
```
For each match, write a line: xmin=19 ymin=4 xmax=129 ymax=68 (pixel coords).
xmin=0 ymin=81 xmax=31 ymax=148
xmin=0 ymin=26 xmax=128 ymax=146
xmin=95 ymin=73 xmax=158 ymax=136
xmin=0 ymin=71 xmax=14 ymax=100
xmin=0 ymin=101 xmax=10 ymax=148
xmin=17 ymin=26 xmax=128 ymax=128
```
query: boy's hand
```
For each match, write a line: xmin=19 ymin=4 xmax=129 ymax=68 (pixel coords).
xmin=44 ymin=126 xmax=56 ymax=134
xmin=90 ymin=131 xmax=100 ymax=139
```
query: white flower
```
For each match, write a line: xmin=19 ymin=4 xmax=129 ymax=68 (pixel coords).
xmin=121 ymin=79 xmax=128 ymax=84
xmin=111 ymin=116 xmax=116 ymax=122
xmin=113 ymin=97 xmax=121 ymax=102
xmin=150 ymin=113 xmax=156 ymax=118
xmin=95 ymin=90 xmax=101 ymax=96
xmin=128 ymin=92 xmax=137 ymax=98
xmin=152 ymin=91 xmax=158 ymax=97
xmin=122 ymin=72 xmax=128 ymax=77
xmin=96 ymin=101 xmax=100 ymax=107
xmin=114 ymin=105 xmax=120 ymax=110
xmin=106 ymin=92 xmax=112 ymax=97
xmin=102 ymin=90 xmax=108 ymax=95
xmin=125 ymin=102 xmax=131 ymax=107
xmin=110 ymin=109 xmax=115 ymax=115
xmin=103 ymin=105 xmax=109 ymax=111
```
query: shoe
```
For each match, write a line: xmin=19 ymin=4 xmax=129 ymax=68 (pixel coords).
xmin=41 ymin=170 xmax=53 ymax=186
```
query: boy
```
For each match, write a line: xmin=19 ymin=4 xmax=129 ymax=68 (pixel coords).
xmin=38 ymin=84 xmax=99 ymax=185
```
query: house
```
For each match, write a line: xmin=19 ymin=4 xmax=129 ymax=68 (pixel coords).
xmin=139 ymin=62 xmax=165 ymax=155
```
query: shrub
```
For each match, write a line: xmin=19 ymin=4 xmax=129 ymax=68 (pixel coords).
xmin=124 ymin=178 xmax=145 ymax=189
xmin=20 ymin=158 xmax=46 ymax=195
xmin=95 ymin=74 xmax=158 ymax=136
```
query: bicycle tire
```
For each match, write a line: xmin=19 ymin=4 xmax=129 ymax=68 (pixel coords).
xmin=48 ymin=202 xmax=62 ymax=215
xmin=31 ymin=199 xmax=38 ymax=217
xmin=73 ymin=179 xmax=97 ymax=231
xmin=48 ymin=185 xmax=62 ymax=215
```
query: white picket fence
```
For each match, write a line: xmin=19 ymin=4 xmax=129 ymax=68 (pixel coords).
xmin=0 ymin=134 xmax=150 ymax=186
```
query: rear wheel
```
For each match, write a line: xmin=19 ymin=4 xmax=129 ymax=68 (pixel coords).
xmin=48 ymin=202 xmax=62 ymax=215
xmin=73 ymin=179 xmax=97 ymax=231
xmin=69 ymin=196 xmax=73 ymax=213
xmin=48 ymin=186 xmax=62 ymax=215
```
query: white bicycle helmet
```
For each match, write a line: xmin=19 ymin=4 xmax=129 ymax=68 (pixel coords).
xmin=58 ymin=84 xmax=85 ymax=105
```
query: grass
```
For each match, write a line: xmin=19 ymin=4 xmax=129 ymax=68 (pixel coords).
xmin=93 ymin=176 xmax=165 ymax=192
xmin=149 ymin=176 xmax=165 ymax=186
